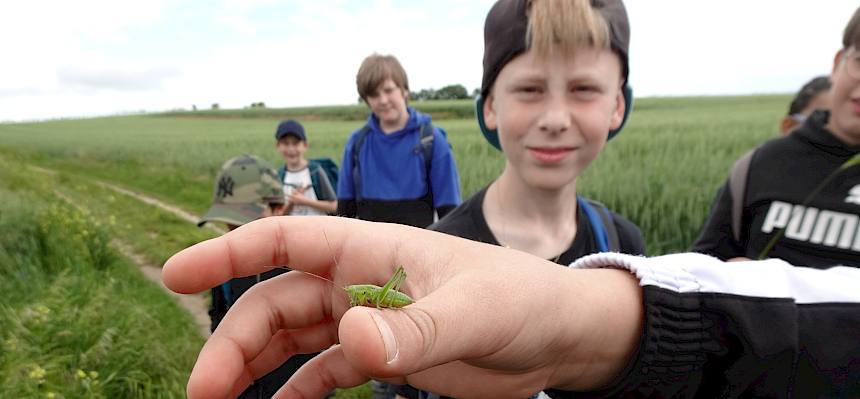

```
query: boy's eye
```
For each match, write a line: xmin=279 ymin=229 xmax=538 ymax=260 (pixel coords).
xmin=514 ymin=86 xmax=542 ymax=94
xmin=571 ymin=85 xmax=600 ymax=93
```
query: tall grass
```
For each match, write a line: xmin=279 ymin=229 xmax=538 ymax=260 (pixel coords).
xmin=0 ymin=95 xmax=788 ymax=255
xmin=0 ymin=170 xmax=202 ymax=398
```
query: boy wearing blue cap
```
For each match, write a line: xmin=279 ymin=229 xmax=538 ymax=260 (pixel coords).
xmin=274 ymin=119 xmax=338 ymax=216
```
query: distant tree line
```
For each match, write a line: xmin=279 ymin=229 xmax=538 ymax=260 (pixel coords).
xmin=409 ymin=84 xmax=477 ymax=101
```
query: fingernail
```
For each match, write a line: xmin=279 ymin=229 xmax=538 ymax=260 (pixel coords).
xmin=370 ymin=311 xmax=398 ymax=364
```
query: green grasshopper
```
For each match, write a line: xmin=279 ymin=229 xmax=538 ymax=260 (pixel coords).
xmin=343 ymin=265 xmax=414 ymax=308
xmin=293 ymin=231 xmax=415 ymax=309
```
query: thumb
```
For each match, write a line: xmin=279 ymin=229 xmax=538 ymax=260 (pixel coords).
xmin=336 ymin=279 xmax=523 ymax=379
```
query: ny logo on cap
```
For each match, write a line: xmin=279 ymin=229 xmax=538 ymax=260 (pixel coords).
xmin=217 ymin=176 xmax=235 ymax=198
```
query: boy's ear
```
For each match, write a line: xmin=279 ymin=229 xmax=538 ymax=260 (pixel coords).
xmin=833 ymin=49 xmax=846 ymax=75
xmin=609 ymin=85 xmax=626 ymax=131
xmin=780 ymin=116 xmax=797 ymax=136
xmin=483 ymin=93 xmax=498 ymax=130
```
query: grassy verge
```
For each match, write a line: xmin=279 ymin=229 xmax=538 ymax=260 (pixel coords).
xmin=0 ymin=169 xmax=203 ymax=398
xmin=0 ymin=153 xmax=374 ymax=397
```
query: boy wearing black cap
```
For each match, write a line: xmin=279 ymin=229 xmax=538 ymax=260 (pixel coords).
xmin=274 ymin=119 xmax=338 ymax=216
xmin=693 ymin=13 xmax=860 ymax=268
xmin=431 ymin=0 xmax=644 ymax=264
xmin=394 ymin=2 xmax=642 ymax=397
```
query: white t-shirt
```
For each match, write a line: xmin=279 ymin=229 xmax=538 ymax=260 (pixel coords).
xmin=283 ymin=167 xmax=327 ymax=216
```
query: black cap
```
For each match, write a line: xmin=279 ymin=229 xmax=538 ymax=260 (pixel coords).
xmin=480 ymin=0 xmax=630 ymax=98
xmin=476 ymin=0 xmax=633 ymax=148
xmin=274 ymin=119 xmax=306 ymax=141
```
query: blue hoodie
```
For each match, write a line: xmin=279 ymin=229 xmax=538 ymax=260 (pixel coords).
xmin=337 ymin=107 xmax=461 ymax=226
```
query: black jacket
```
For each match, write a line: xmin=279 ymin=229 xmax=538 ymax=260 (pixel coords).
xmin=693 ymin=111 xmax=860 ymax=268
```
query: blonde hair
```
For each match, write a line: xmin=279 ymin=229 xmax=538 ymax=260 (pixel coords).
xmin=356 ymin=54 xmax=409 ymax=102
xmin=526 ymin=0 xmax=610 ymax=57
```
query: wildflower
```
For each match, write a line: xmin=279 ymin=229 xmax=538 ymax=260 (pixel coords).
xmin=88 ymin=370 xmax=98 ymax=379
xmin=46 ymin=392 xmax=56 ymax=399
xmin=29 ymin=365 xmax=46 ymax=380
xmin=76 ymin=369 xmax=87 ymax=380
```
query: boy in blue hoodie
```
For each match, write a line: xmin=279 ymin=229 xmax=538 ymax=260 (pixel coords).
xmin=336 ymin=53 xmax=461 ymax=228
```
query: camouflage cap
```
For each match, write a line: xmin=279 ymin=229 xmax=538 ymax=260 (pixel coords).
xmin=197 ymin=154 xmax=284 ymax=227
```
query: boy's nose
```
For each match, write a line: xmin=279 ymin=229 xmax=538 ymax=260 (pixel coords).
xmin=538 ymin=96 xmax=571 ymax=135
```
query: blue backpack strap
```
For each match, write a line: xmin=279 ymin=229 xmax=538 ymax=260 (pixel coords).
xmin=220 ymin=281 xmax=234 ymax=306
xmin=308 ymin=160 xmax=337 ymax=202
xmin=351 ymin=125 xmax=372 ymax=201
xmin=276 ymin=164 xmax=286 ymax=185
xmin=308 ymin=160 xmax=322 ymax=198
xmin=577 ymin=196 xmax=620 ymax=253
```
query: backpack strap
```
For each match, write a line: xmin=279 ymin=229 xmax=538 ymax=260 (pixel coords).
xmin=728 ymin=149 xmax=755 ymax=243
xmin=351 ymin=125 xmax=372 ymax=201
xmin=416 ymin=122 xmax=436 ymax=205
xmin=418 ymin=122 xmax=435 ymax=173
xmin=276 ymin=164 xmax=286 ymax=185
xmin=309 ymin=161 xmax=336 ymax=201
xmin=308 ymin=161 xmax=321 ymax=198
xmin=220 ymin=281 xmax=234 ymax=306
xmin=577 ymin=196 xmax=621 ymax=253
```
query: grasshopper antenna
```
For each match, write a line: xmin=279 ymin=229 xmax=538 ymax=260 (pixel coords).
xmin=322 ymin=229 xmax=341 ymax=271
xmin=293 ymin=230 xmax=341 ymax=287
xmin=262 ymin=229 xmax=339 ymax=287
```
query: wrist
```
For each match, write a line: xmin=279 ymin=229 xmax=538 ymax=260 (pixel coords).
xmin=547 ymin=268 xmax=643 ymax=391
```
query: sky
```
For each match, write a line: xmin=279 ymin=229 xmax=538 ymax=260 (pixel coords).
xmin=0 ymin=0 xmax=857 ymax=122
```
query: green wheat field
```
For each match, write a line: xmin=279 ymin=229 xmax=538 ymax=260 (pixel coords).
xmin=0 ymin=95 xmax=789 ymax=397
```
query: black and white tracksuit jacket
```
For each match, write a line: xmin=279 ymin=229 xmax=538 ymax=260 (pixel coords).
xmin=550 ymin=252 xmax=860 ymax=398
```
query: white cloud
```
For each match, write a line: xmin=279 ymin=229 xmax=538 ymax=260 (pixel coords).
xmin=1 ymin=0 xmax=858 ymax=121
xmin=57 ymin=65 xmax=182 ymax=92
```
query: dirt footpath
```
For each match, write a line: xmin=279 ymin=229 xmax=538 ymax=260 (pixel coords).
xmin=39 ymin=166 xmax=214 ymax=338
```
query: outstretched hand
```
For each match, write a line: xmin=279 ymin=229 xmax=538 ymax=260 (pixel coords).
xmin=162 ymin=217 xmax=643 ymax=399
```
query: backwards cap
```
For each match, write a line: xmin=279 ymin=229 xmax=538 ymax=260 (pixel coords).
xmin=476 ymin=0 xmax=633 ymax=149
xmin=198 ymin=154 xmax=284 ymax=227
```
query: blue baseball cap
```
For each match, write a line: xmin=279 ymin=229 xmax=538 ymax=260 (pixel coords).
xmin=274 ymin=119 xmax=306 ymax=141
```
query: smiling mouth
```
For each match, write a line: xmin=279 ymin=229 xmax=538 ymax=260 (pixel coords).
xmin=528 ymin=147 xmax=575 ymax=163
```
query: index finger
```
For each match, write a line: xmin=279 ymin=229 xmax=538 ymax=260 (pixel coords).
xmin=162 ymin=216 xmax=399 ymax=294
